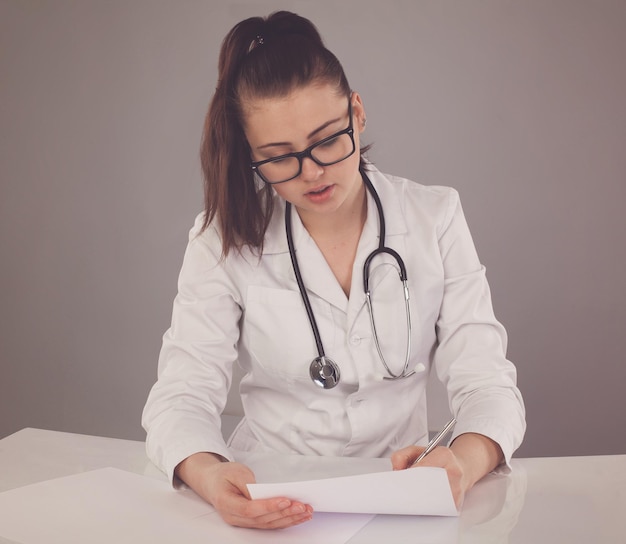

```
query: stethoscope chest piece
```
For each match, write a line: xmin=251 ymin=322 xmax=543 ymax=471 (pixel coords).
xmin=309 ymin=356 xmax=341 ymax=389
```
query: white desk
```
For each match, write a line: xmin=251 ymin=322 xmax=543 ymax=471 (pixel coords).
xmin=1 ymin=428 xmax=624 ymax=543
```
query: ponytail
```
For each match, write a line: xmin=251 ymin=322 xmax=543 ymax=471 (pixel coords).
xmin=200 ymin=11 xmax=353 ymax=256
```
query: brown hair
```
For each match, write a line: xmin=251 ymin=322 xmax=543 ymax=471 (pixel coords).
xmin=200 ymin=11 xmax=362 ymax=256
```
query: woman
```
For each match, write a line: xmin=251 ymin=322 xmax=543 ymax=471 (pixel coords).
xmin=142 ymin=11 xmax=526 ymax=530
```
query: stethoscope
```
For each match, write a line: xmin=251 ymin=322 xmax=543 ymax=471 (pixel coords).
xmin=285 ymin=168 xmax=414 ymax=389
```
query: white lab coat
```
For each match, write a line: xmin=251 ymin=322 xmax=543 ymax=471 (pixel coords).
xmin=142 ymin=167 xmax=526 ymax=484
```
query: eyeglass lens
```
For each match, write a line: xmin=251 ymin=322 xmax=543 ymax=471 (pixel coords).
xmin=257 ymin=131 xmax=354 ymax=184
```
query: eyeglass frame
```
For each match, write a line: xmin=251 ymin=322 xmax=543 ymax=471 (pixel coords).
xmin=250 ymin=99 xmax=356 ymax=185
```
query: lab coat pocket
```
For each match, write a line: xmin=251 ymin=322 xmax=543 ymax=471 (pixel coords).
xmin=244 ymin=285 xmax=336 ymax=379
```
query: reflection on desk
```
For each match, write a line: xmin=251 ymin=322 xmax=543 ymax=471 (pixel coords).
xmin=0 ymin=428 xmax=624 ymax=543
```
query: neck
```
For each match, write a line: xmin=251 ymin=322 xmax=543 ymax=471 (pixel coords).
xmin=295 ymin=181 xmax=367 ymax=298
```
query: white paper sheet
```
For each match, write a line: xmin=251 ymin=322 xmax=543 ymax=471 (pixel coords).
xmin=248 ymin=466 xmax=459 ymax=516
xmin=0 ymin=468 xmax=374 ymax=544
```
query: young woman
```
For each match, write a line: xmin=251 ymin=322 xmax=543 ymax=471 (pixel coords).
xmin=142 ymin=11 xmax=526 ymax=530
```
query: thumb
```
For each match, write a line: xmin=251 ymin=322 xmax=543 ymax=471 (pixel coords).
xmin=225 ymin=464 xmax=257 ymax=499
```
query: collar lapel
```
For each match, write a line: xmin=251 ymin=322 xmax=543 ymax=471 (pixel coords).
xmin=265 ymin=198 xmax=348 ymax=313
xmin=289 ymin=209 xmax=349 ymax=313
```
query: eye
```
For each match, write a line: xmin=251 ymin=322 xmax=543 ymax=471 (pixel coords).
xmin=269 ymin=156 xmax=289 ymax=164
xmin=318 ymin=136 xmax=340 ymax=148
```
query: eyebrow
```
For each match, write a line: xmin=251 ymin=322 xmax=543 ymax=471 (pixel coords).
xmin=256 ymin=116 xmax=344 ymax=151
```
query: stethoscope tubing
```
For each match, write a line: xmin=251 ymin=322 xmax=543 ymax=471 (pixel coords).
xmin=361 ymin=171 xmax=413 ymax=379
xmin=285 ymin=167 xmax=413 ymax=387
xmin=285 ymin=201 xmax=326 ymax=359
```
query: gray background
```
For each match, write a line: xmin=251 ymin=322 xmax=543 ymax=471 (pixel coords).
xmin=1 ymin=0 xmax=625 ymax=458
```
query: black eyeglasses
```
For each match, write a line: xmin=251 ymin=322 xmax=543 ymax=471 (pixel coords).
xmin=250 ymin=100 xmax=355 ymax=185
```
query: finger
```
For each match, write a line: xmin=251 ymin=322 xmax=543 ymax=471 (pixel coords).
xmin=242 ymin=509 xmax=313 ymax=530
xmin=217 ymin=462 xmax=257 ymax=497
xmin=248 ymin=501 xmax=314 ymax=530
xmin=263 ymin=510 xmax=314 ymax=529
xmin=390 ymin=446 xmax=425 ymax=470
xmin=225 ymin=496 xmax=313 ymax=529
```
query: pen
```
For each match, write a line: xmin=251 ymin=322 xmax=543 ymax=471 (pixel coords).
xmin=413 ymin=418 xmax=457 ymax=466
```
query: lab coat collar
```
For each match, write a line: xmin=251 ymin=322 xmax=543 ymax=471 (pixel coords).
xmin=361 ymin=165 xmax=408 ymax=238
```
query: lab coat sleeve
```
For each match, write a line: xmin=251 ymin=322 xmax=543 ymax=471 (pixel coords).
xmin=142 ymin=218 xmax=241 ymax=485
xmin=433 ymin=190 xmax=526 ymax=465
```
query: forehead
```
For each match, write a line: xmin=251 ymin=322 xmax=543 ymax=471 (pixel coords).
xmin=242 ymin=84 xmax=347 ymax=143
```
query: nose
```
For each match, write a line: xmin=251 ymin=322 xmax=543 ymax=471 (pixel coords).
xmin=299 ymin=156 xmax=324 ymax=182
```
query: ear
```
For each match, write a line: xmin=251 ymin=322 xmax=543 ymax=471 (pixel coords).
xmin=351 ymin=91 xmax=367 ymax=133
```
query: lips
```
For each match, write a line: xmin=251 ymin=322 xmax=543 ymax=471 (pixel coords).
xmin=304 ymin=184 xmax=335 ymax=204
xmin=306 ymin=185 xmax=331 ymax=195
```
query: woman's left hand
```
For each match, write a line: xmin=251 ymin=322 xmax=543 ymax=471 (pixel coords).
xmin=390 ymin=445 xmax=469 ymax=508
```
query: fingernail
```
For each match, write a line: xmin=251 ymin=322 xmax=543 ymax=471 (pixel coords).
xmin=278 ymin=500 xmax=291 ymax=509
xmin=290 ymin=504 xmax=306 ymax=514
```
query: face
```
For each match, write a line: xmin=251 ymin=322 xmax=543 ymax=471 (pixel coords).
xmin=243 ymin=83 xmax=366 ymax=226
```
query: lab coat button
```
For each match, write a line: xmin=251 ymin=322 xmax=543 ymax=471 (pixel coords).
xmin=349 ymin=335 xmax=361 ymax=346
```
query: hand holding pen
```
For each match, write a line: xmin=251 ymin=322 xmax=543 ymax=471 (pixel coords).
xmin=390 ymin=418 xmax=466 ymax=508
xmin=390 ymin=418 xmax=457 ymax=471
xmin=391 ymin=418 xmax=505 ymax=510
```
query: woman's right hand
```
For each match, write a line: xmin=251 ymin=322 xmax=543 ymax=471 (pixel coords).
xmin=175 ymin=452 xmax=313 ymax=529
